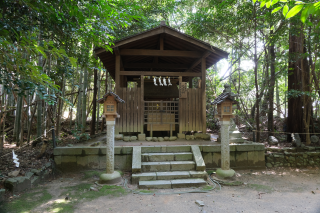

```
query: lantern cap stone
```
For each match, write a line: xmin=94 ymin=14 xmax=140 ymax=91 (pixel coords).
xmin=211 ymin=84 xmax=238 ymax=105
xmin=97 ymin=91 xmax=125 ymax=104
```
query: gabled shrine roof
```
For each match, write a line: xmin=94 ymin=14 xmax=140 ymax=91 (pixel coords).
xmin=94 ymin=22 xmax=229 ymax=81
xmin=211 ymin=92 xmax=238 ymax=105
xmin=97 ymin=91 xmax=125 ymax=104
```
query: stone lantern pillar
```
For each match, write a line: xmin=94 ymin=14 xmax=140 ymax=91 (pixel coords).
xmin=211 ymin=84 xmax=238 ymax=178
xmin=97 ymin=91 xmax=125 ymax=183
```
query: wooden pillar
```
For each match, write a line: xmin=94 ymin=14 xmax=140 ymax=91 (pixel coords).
xmin=140 ymin=75 xmax=144 ymax=134
xmin=189 ymin=77 xmax=193 ymax=88
xmin=201 ymin=58 xmax=206 ymax=133
xmin=115 ymin=55 xmax=120 ymax=134
xmin=115 ymin=55 xmax=120 ymax=94
xmin=179 ymin=76 xmax=182 ymax=134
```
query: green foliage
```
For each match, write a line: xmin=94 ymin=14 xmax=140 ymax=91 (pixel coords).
xmin=0 ymin=0 xmax=142 ymax=97
xmin=257 ymin=0 xmax=320 ymax=24
xmin=0 ymin=188 xmax=52 ymax=213
xmin=47 ymin=183 xmax=127 ymax=212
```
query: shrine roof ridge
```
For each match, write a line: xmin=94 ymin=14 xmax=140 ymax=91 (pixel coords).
xmin=97 ymin=91 xmax=125 ymax=104
xmin=211 ymin=92 xmax=238 ymax=105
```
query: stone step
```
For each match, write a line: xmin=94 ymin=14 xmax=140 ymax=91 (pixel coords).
xmin=141 ymin=152 xmax=193 ymax=162
xmin=132 ymin=171 xmax=207 ymax=184
xmin=141 ymin=146 xmax=191 ymax=153
xmin=141 ymin=161 xmax=195 ymax=172
xmin=139 ymin=178 xmax=207 ymax=189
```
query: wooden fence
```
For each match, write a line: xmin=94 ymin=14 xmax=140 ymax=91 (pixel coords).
xmin=179 ymin=88 xmax=203 ymax=132
xmin=115 ymin=87 xmax=142 ymax=134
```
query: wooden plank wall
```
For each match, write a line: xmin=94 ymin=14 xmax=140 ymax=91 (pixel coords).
xmin=179 ymin=88 xmax=203 ymax=132
xmin=115 ymin=87 xmax=142 ymax=133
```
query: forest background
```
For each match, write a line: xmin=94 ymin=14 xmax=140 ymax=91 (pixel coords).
xmin=0 ymin=0 xmax=320 ymax=159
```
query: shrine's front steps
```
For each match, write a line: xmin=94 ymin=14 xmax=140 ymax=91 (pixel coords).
xmin=132 ymin=146 xmax=207 ymax=189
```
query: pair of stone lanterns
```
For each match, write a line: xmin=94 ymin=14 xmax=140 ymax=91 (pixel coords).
xmin=97 ymin=91 xmax=125 ymax=183
xmin=212 ymin=84 xmax=238 ymax=178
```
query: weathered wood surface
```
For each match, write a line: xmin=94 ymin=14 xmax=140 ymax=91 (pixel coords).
xmin=179 ymin=88 xmax=203 ymax=132
xmin=116 ymin=87 xmax=142 ymax=133
xmin=147 ymin=113 xmax=175 ymax=131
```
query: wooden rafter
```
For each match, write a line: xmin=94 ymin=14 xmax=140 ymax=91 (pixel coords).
xmin=186 ymin=51 xmax=211 ymax=72
xmin=119 ymin=49 xmax=201 ymax=58
xmin=124 ymin=63 xmax=188 ymax=69
xmin=120 ymin=71 xmax=201 ymax=77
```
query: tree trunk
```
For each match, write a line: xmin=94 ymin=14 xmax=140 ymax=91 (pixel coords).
xmin=70 ymin=65 xmax=76 ymax=129
xmin=90 ymin=68 xmax=98 ymax=135
xmin=287 ymin=19 xmax=304 ymax=142
xmin=27 ymin=104 xmax=37 ymax=145
xmin=254 ymin=3 xmax=260 ymax=142
xmin=276 ymin=80 xmax=280 ymax=117
xmin=77 ymin=67 xmax=83 ymax=130
xmin=56 ymin=74 xmax=65 ymax=139
xmin=14 ymin=94 xmax=23 ymax=143
xmin=0 ymin=86 xmax=5 ymax=153
xmin=302 ymin=43 xmax=312 ymax=145
xmin=96 ymin=64 xmax=101 ymax=132
xmin=267 ymin=40 xmax=276 ymax=136
xmin=82 ymin=66 xmax=88 ymax=133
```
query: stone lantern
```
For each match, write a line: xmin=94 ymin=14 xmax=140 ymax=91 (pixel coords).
xmin=212 ymin=84 xmax=238 ymax=178
xmin=97 ymin=91 xmax=125 ymax=183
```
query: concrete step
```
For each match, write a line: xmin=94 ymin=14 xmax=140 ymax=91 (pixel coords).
xmin=141 ymin=146 xmax=191 ymax=153
xmin=132 ymin=171 xmax=207 ymax=184
xmin=141 ymin=152 xmax=193 ymax=162
xmin=139 ymin=178 xmax=207 ymax=189
xmin=141 ymin=161 xmax=195 ymax=172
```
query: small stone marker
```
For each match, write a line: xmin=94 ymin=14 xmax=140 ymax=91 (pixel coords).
xmin=268 ymin=136 xmax=278 ymax=145
xmin=8 ymin=170 xmax=20 ymax=177
xmin=195 ymin=200 xmax=205 ymax=207
xmin=293 ymin=133 xmax=302 ymax=147
xmin=311 ymin=135 xmax=319 ymax=143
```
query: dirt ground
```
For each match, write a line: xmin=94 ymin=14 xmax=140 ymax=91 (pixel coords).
xmin=1 ymin=167 xmax=320 ymax=213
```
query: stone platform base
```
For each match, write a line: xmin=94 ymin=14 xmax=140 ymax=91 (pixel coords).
xmin=100 ymin=171 xmax=121 ymax=184
xmin=216 ymin=168 xmax=235 ymax=178
xmin=53 ymin=143 xmax=265 ymax=172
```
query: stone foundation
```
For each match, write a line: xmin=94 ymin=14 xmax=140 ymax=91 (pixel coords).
xmin=265 ymin=147 xmax=320 ymax=168
xmin=54 ymin=143 xmax=266 ymax=171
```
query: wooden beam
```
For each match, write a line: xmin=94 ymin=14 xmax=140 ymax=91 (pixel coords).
xmin=120 ymin=71 xmax=201 ymax=77
xmin=189 ymin=77 xmax=193 ymax=88
xmin=114 ymin=47 xmax=120 ymax=56
xmin=160 ymin=34 xmax=164 ymax=50
xmin=179 ymin=76 xmax=183 ymax=134
xmin=140 ymin=75 xmax=144 ymax=134
xmin=186 ymin=51 xmax=211 ymax=72
xmin=119 ymin=49 xmax=201 ymax=58
xmin=201 ymin=58 xmax=206 ymax=133
xmin=164 ymin=27 xmax=228 ymax=58
xmin=124 ymin=63 xmax=188 ymax=69
xmin=115 ymin=55 xmax=120 ymax=94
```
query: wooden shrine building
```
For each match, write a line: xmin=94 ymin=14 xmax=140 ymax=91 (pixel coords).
xmin=94 ymin=22 xmax=228 ymax=137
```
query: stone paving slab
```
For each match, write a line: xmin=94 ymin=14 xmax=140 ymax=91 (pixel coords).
xmin=191 ymin=145 xmax=206 ymax=171
xmin=139 ymin=180 xmax=172 ymax=189
xmin=132 ymin=147 xmax=141 ymax=173
xmin=141 ymin=162 xmax=171 ymax=172
xmin=132 ymin=172 xmax=156 ymax=184
xmin=156 ymin=171 xmax=190 ymax=180
xmin=166 ymin=146 xmax=191 ymax=153
xmin=142 ymin=153 xmax=175 ymax=162
xmin=170 ymin=178 xmax=207 ymax=188
xmin=170 ymin=161 xmax=195 ymax=171
xmin=174 ymin=152 xmax=193 ymax=161
xmin=189 ymin=171 xmax=207 ymax=179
